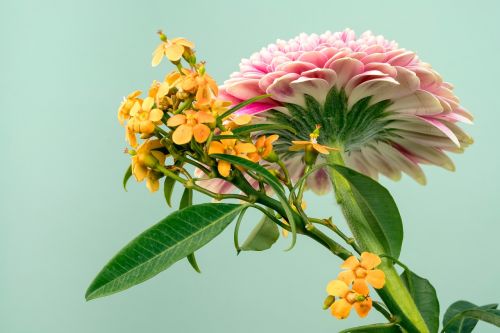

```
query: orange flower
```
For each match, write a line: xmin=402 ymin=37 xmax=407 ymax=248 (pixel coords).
xmin=338 ymin=252 xmax=386 ymax=291
xmin=118 ymin=90 xmax=142 ymax=125
xmin=181 ymin=68 xmax=218 ymax=106
xmin=326 ymin=280 xmax=372 ymax=319
xmin=248 ymin=134 xmax=279 ymax=162
xmin=225 ymin=114 xmax=253 ymax=131
xmin=131 ymin=139 xmax=166 ymax=192
xmin=167 ymin=110 xmax=215 ymax=145
xmin=151 ymin=32 xmax=194 ymax=66
xmin=208 ymin=132 xmax=257 ymax=177
xmin=289 ymin=125 xmax=337 ymax=154
xmin=195 ymin=98 xmax=232 ymax=117
xmin=126 ymin=97 xmax=164 ymax=147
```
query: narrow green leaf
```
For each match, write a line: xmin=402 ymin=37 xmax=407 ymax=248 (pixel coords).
xmin=218 ymin=94 xmax=271 ymax=120
xmin=240 ymin=215 xmax=279 ymax=252
xmin=123 ymin=165 xmax=132 ymax=191
xmin=401 ymin=270 xmax=440 ymax=333
xmin=443 ymin=301 xmax=499 ymax=333
xmin=331 ymin=164 xmax=403 ymax=258
xmin=339 ymin=322 xmax=403 ymax=332
xmin=179 ymin=188 xmax=193 ymax=209
xmin=186 ymin=253 xmax=201 ymax=273
xmin=163 ymin=171 xmax=179 ymax=207
xmin=210 ymin=154 xmax=297 ymax=250
xmin=232 ymin=123 xmax=297 ymax=136
xmin=85 ymin=203 xmax=244 ymax=300
xmin=210 ymin=154 xmax=285 ymax=196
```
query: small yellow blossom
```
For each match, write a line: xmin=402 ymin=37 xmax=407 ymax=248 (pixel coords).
xmin=326 ymin=280 xmax=372 ymax=319
xmin=195 ymin=99 xmax=232 ymax=117
xmin=181 ymin=68 xmax=218 ymax=106
xmin=152 ymin=32 xmax=194 ymax=66
xmin=289 ymin=125 xmax=337 ymax=154
xmin=131 ymin=139 xmax=166 ymax=192
xmin=167 ymin=110 xmax=215 ymax=145
xmin=208 ymin=132 xmax=257 ymax=177
xmin=248 ymin=134 xmax=279 ymax=162
xmin=118 ymin=90 xmax=142 ymax=125
xmin=126 ymin=97 xmax=164 ymax=147
xmin=338 ymin=252 xmax=386 ymax=291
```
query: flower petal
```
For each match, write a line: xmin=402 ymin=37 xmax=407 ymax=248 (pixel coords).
xmin=208 ymin=141 xmax=225 ymax=155
xmin=340 ymin=256 xmax=360 ymax=270
xmin=193 ymin=124 xmax=211 ymax=143
xmin=218 ymin=160 xmax=231 ymax=177
xmin=366 ymin=269 xmax=386 ymax=289
xmin=326 ymin=280 xmax=349 ymax=297
xmin=166 ymin=114 xmax=186 ymax=127
xmin=331 ymin=299 xmax=352 ymax=319
xmin=360 ymin=252 xmax=381 ymax=270
xmin=172 ymin=124 xmax=193 ymax=145
xmin=353 ymin=297 xmax=372 ymax=318
xmin=337 ymin=270 xmax=355 ymax=286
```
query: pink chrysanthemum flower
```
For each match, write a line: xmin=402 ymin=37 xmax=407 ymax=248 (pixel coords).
xmin=218 ymin=29 xmax=473 ymax=194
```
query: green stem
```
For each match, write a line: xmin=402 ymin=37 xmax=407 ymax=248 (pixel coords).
xmin=326 ymin=150 xmax=429 ymax=333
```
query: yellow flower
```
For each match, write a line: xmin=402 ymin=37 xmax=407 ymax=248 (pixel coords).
xmin=195 ymin=98 xmax=232 ymax=117
xmin=151 ymin=33 xmax=194 ymax=66
xmin=118 ymin=90 xmax=142 ymax=125
xmin=225 ymin=114 xmax=253 ymax=131
xmin=289 ymin=125 xmax=337 ymax=154
xmin=131 ymin=139 xmax=166 ymax=192
xmin=208 ymin=132 xmax=257 ymax=177
xmin=337 ymin=252 xmax=386 ymax=291
xmin=248 ymin=134 xmax=279 ymax=162
xmin=181 ymin=69 xmax=218 ymax=106
xmin=126 ymin=97 xmax=164 ymax=147
xmin=326 ymin=280 xmax=372 ymax=319
xmin=166 ymin=110 xmax=215 ymax=145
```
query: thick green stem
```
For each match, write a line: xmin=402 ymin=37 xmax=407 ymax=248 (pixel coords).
xmin=326 ymin=151 xmax=429 ymax=333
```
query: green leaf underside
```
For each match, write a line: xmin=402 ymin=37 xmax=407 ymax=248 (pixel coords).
xmin=210 ymin=154 xmax=297 ymax=250
xmin=123 ymin=165 xmax=132 ymax=191
xmin=443 ymin=301 xmax=500 ymax=333
xmin=265 ymin=87 xmax=393 ymax=158
xmin=332 ymin=164 xmax=403 ymax=258
xmin=240 ymin=215 xmax=279 ymax=251
xmin=85 ymin=203 xmax=243 ymax=300
xmin=401 ymin=270 xmax=440 ymax=333
xmin=339 ymin=322 xmax=402 ymax=332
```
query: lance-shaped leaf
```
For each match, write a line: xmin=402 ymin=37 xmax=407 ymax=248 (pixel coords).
xmin=443 ymin=301 xmax=500 ymax=333
xmin=85 ymin=203 xmax=244 ymax=300
xmin=240 ymin=215 xmax=279 ymax=252
xmin=401 ymin=270 xmax=440 ymax=333
xmin=217 ymin=94 xmax=270 ymax=120
xmin=331 ymin=164 xmax=403 ymax=258
xmin=123 ymin=165 xmax=132 ymax=191
xmin=232 ymin=123 xmax=297 ymax=136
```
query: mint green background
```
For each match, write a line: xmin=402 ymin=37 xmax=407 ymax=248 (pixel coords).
xmin=1 ymin=0 xmax=499 ymax=332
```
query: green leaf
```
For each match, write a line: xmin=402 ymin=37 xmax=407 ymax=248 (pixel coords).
xmin=443 ymin=301 xmax=500 ymax=333
xmin=210 ymin=154 xmax=297 ymax=250
xmin=331 ymin=164 xmax=403 ymax=258
xmin=179 ymin=188 xmax=193 ymax=209
xmin=85 ymin=203 xmax=244 ymax=300
xmin=186 ymin=253 xmax=201 ymax=273
xmin=218 ymin=94 xmax=271 ymax=120
xmin=232 ymin=123 xmax=297 ymax=136
xmin=400 ymin=270 xmax=440 ymax=333
xmin=339 ymin=322 xmax=403 ymax=332
xmin=123 ymin=165 xmax=132 ymax=191
xmin=163 ymin=172 xmax=179 ymax=207
xmin=240 ymin=215 xmax=279 ymax=252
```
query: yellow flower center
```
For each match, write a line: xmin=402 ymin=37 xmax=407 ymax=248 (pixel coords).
xmin=355 ymin=267 xmax=367 ymax=278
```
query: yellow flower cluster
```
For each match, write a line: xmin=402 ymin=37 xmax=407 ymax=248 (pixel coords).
xmin=325 ymin=252 xmax=386 ymax=319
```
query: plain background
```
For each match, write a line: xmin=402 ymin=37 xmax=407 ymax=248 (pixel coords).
xmin=1 ymin=0 xmax=499 ymax=332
